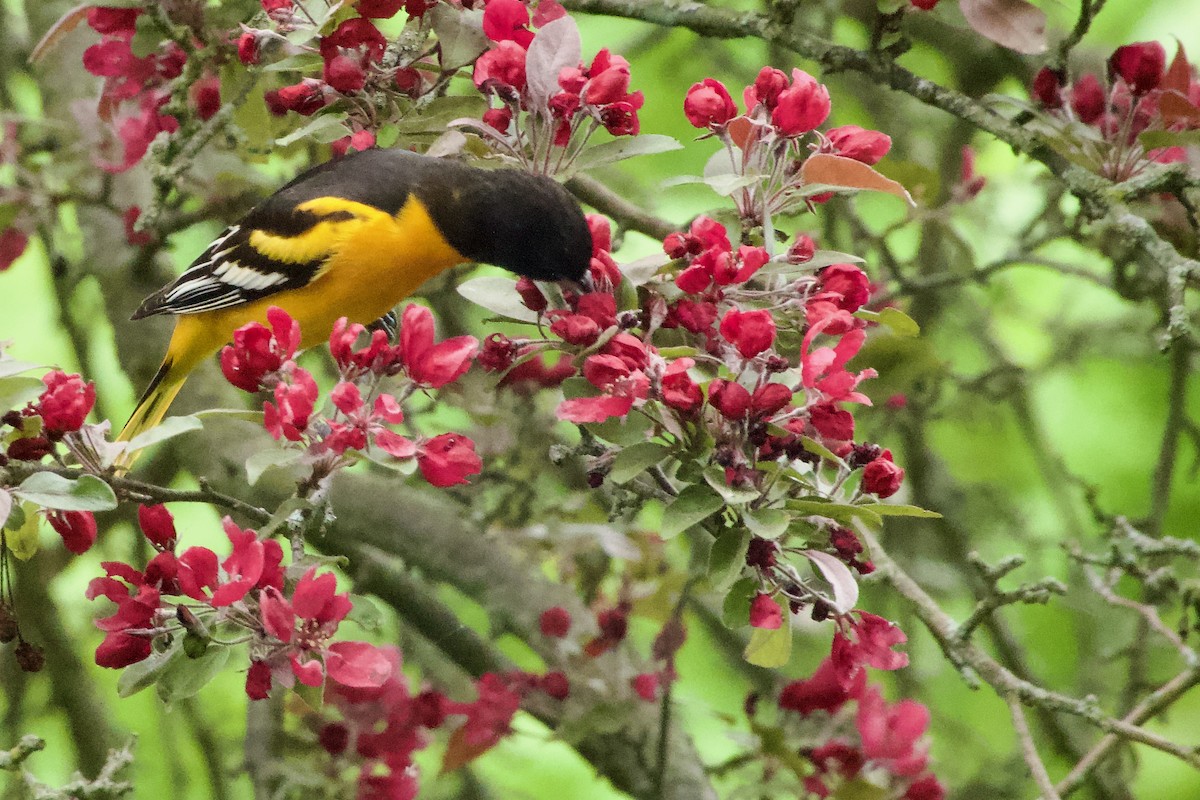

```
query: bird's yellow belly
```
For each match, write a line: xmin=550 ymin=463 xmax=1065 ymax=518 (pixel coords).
xmin=185 ymin=197 xmax=466 ymax=353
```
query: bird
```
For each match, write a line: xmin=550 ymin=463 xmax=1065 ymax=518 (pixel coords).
xmin=116 ymin=148 xmax=594 ymax=464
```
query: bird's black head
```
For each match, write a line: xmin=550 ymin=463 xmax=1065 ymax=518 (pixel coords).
xmin=419 ymin=165 xmax=593 ymax=286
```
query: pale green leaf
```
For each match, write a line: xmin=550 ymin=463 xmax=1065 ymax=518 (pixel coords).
xmin=609 ymin=442 xmax=670 ymax=485
xmin=661 ymin=484 xmax=724 ymax=539
xmin=856 ymin=503 xmax=942 ymax=518
xmin=743 ymin=508 xmax=789 ymax=539
xmin=708 ymin=529 xmax=751 ymax=592
xmin=124 ymin=415 xmax=203 ymax=452
xmin=744 ymin=619 xmax=792 ymax=668
xmin=456 ymin=276 xmax=540 ymax=323
xmin=14 ymin=472 xmax=117 ymax=512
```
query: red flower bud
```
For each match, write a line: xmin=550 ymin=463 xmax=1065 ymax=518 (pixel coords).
xmin=788 ymin=234 xmax=815 ymax=264
xmin=324 ymin=54 xmax=366 ymax=93
xmin=749 ymin=593 xmax=783 ymax=629
xmin=37 ymin=370 xmax=96 ymax=436
xmin=683 ymin=78 xmax=737 ymax=128
xmin=708 ymin=378 xmax=751 ymax=419
xmin=1070 ymin=74 xmax=1106 ymax=124
xmin=771 ymin=69 xmax=830 ymax=136
xmin=862 ymin=449 xmax=904 ymax=498
xmin=719 ymin=308 xmax=776 ymax=358
xmin=825 ymin=125 xmax=891 ymax=165
xmin=1109 ymin=41 xmax=1166 ymax=95
xmin=749 ymin=66 xmax=789 ymax=108
xmin=515 ymin=276 xmax=548 ymax=312
xmin=1031 ymin=67 xmax=1064 ymax=109
xmin=47 ymin=510 xmax=98 ymax=554
xmin=483 ymin=107 xmax=512 ymax=133
xmin=539 ymin=606 xmax=572 ymax=638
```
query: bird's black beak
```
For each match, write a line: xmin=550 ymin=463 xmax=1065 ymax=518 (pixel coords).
xmin=559 ymin=273 xmax=594 ymax=296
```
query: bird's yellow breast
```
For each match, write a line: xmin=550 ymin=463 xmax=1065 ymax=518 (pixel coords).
xmin=176 ymin=195 xmax=466 ymax=357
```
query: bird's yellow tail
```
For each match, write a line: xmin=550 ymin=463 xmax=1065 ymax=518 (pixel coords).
xmin=114 ymin=316 xmax=227 ymax=473
xmin=113 ymin=358 xmax=187 ymax=472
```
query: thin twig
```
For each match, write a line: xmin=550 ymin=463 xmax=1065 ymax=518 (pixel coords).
xmin=1007 ymin=693 xmax=1062 ymax=800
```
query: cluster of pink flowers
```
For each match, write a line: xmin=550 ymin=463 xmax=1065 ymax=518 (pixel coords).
xmin=772 ymin=634 xmax=943 ymax=799
xmin=1032 ymin=41 xmax=1200 ymax=179
xmin=312 ymin=647 xmax=575 ymax=795
xmin=86 ymin=502 xmax=394 ymax=699
xmin=463 ymin=1 xmax=643 ymax=172
xmin=682 ymin=67 xmax=892 ymax=223
xmin=220 ymin=306 xmax=482 ymax=488
xmin=80 ymin=7 xmax=195 ymax=174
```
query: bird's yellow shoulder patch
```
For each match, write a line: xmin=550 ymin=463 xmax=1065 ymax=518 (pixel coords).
xmin=247 ymin=198 xmax=384 ymax=266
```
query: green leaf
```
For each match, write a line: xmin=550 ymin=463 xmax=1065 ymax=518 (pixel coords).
xmin=3 ymin=500 xmax=25 ymax=532
xmin=856 ymin=503 xmax=942 ymax=518
xmin=428 ymin=5 xmax=487 ymax=70
xmin=744 ymin=618 xmax=792 ymax=668
xmin=14 ymin=472 xmax=117 ymax=512
xmin=275 ymin=114 xmax=349 ymax=147
xmin=156 ymin=644 xmax=231 ymax=705
xmin=704 ymin=468 xmax=760 ymax=505
xmin=571 ymin=134 xmax=683 ymax=174
xmin=192 ymin=408 xmax=265 ymax=422
xmin=118 ymin=645 xmax=181 ymax=698
xmin=262 ymin=53 xmax=324 ymax=73
xmin=743 ymin=508 xmax=789 ymax=539
xmin=246 ymin=448 xmax=305 ymax=486
xmin=620 ymin=253 xmax=671 ymax=287
xmin=5 ymin=502 xmax=41 ymax=560
xmin=787 ymin=498 xmax=881 ymax=528
xmin=609 ymin=442 xmax=670 ymax=485
xmin=182 ymin=632 xmax=209 ymax=659
xmin=346 ymin=594 xmax=385 ymax=633
xmin=0 ymin=376 xmax=45 ymax=412
xmin=0 ymin=490 xmax=10 ymax=530
xmin=457 ymin=276 xmax=540 ymax=322
xmin=875 ymin=307 xmax=920 ymax=338
xmin=0 ymin=359 xmax=40 ymax=380
xmin=395 ymin=95 xmax=488 ymax=135
xmin=708 ymin=529 xmax=751 ymax=592
xmin=794 ymin=433 xmax=844 ymax=465
xmin=584 ymin=406 xmax=654 ymax=447
xmin=722 ymin=577 xmax=757 ymax=628
xmin=1139 ymin=129 xmax=1200 ymax=149
xmin=124 ymin=415 xmax=203 ymax=453
xmin=661 ymin=484 xmax=724 ymax=539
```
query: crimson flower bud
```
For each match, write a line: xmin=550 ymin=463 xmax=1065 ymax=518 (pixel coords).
xmin=770 ymin=69 xmax=830 ymax=136
xmin=825 ymin=125 xmax=891 ymax=165
xmin=683 ymin=78 xmax=737 ymax=128
xmin=483 ymin=107 xmax=513 ymax=133
xmin=1109 ymin=41 xmax=1166 ymax=95
xmin=719 ymin=308 xmax=776 ymax=358
xmin=862 ymin=449 xmax=904 ymax=497
xmin=37 ymin=371 xmax=96 ymax=436
xmin=540 ymin=671 xmax=570 ymax=700
xmin=47 ymin=510 xmax=97 ymax=556
xmin=324 ymin=54 xmax=366 ymax=93
xmin=708 ymin=378 xmax=751 ymax=419
xmin=750 ymin=66 xmax=789 ymax=109
xmin=539 ymin=606 xmax=572 ymax=638
xmin=237 ymin=32 xmax=260 ymax=66
xmin=749 ymin=593 xmax=782 ymax=629
xmin=1032 ymin=67 xmax=1064 ymax=109
xmin=515 ymin=277 xmax=548 ymax=312
xmin=1070 ymin=74 xmax=1106 ymax=124
xmin=787 ymin=234 xmax=815 ymax=264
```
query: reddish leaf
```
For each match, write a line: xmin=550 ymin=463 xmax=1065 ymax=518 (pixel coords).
xmin=1162 ymin=42 xmax=1191 ymax=94
xmin=1159 ymin=92 xmax=1200 ymax=127
xmin=442 ymin=726 xmax=494 ymax=773
xmin=958 ymin=0 xmax=1048 ymax=55
xmin=727 ymin=116 xmax=755 ymax=152
xmin=29 ymin=4 xmax=90 ymax=64
xmin=800 ymin=154 xmax=915 ymax=206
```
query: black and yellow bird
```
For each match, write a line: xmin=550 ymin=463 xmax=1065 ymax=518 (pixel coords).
xmin=117 ymin=148 xmax=593 ymax=456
